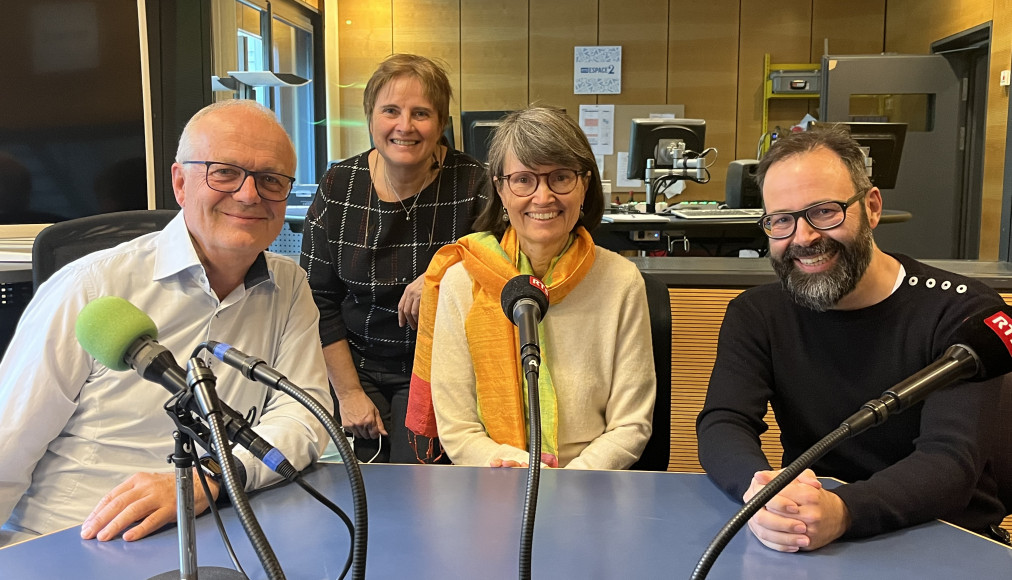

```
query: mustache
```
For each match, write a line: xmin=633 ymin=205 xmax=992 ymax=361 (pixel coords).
xmin=780 ymin=237 xmax=843 ymax=260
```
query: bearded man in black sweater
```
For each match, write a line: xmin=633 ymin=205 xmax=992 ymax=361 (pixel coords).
xmin=696 ymin=126 xmax=1008 ymax=552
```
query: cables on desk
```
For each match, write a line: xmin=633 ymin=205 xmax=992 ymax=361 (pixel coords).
xmin=651 ymin=147 xmax=718 ymax=196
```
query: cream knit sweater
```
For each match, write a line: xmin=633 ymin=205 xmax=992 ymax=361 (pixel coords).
xmin=429 ymin=248 xmax=656 ymax=469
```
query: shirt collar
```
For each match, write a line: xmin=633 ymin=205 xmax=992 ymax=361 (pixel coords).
xmin=152 ymin=211 xmax=274 ymax=291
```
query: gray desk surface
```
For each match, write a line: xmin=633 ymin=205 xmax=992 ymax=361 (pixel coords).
xmin=1 ymin=463 xmax=1009 ymax=579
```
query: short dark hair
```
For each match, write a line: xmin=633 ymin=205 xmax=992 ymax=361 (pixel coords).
xmin=472 ymin=107 xmax=604 ymax=238
xmin=755 ymin=125 xmax=874 ymax=201
xmin=363 ymin=53 xmax=452 ymax=133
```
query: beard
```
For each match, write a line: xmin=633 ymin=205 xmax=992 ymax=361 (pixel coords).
xmin=769 ymin=212 xmax=874 ymax=312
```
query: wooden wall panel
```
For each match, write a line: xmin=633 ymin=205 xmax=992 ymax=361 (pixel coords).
xmin=328 ymin=2 xmax=1007 ymax=259
xmin=811 ymin=0 xmax=885 ymax=57
xmin=323 ymin=1 xmax=342 ymax=160
xmin=597 ymin=0 xmax=669 ymax=106
xmin=530 ymin=0 xmax=599 ymax=115
xmin=981 ymin=0 xmax=1011 ymax=260
xmin=885 ymin=0 xmax=1008 ymax=260
xmin=884 ymin=0 xmax=992 ymax=54
xmin=336 ymin=0 xmax=392 ymax=158
xmin=667 ymin=0 xmax=740 ymax=200
xmin=736 ymin=0 xmax=812 ymax=160
xmin=667 ymin=288 xmax=782 ymax=473
xmin=391 ymin=0 xmax=462 ymax=146
xmin=460 ymin=1 xmax=529 ymax=116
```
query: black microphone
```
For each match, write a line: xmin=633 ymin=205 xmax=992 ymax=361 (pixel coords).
xmin=844 ymin=304 xmax=1012 ymax=433
xmin=75 ymin=296 xmax=297 ymax=480
xmin=500 ymin=275 xmax=550 ymax=370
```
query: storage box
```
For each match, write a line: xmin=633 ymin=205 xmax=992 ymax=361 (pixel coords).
xmin=770 ymin=70 xmax=820 ymax=94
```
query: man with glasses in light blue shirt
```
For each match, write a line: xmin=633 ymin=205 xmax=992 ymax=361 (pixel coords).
xmin=0 ymin=100 xmax=330 ymax=546
xmin=697 ymin=126 xmax=1008 ymax=552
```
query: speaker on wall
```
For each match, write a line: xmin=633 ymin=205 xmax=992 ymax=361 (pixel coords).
xmin=725 ymin=160 xmax=761 ymax=209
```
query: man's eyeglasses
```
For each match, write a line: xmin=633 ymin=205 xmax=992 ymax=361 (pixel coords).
xmin=757 ymin=191 xmax=867 ymax=240
xmin=182 ymin=161 xmax=296 ymax=202
xmin=496 ymin=168 xmax=588 ymax=197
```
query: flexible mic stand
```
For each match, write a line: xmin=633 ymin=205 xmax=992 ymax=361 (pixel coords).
xmin=150 ymin=358 xmax=284 ymax=580
xmin=258 ymin=374 xmax=367 ymax=580
xmin=200 ymin=341 xmax=368 ymax=580
xmin=519 ymin=341 xmax=543 ymax=580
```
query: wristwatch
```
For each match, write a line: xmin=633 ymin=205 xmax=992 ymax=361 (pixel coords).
xmin=198 ymin=455 xmax=223 ymax=484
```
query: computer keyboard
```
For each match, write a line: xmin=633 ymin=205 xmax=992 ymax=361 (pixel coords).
xmin=670 ymin=207 xmax=764 ymax=220
xmin=601 ymin=214 xmax=671 ymax=223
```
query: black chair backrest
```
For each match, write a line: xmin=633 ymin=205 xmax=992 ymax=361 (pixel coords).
xmin=630 ymin=272 xmax=672 ymax=471
xmin=32 ymin=209 xmax=178 ymax=291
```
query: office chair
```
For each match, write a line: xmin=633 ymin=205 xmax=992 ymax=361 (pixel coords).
xmin=32 ymin=209 xmax=179 ymax=291
xmin=630 ymin=272 xmax=672 ymax=471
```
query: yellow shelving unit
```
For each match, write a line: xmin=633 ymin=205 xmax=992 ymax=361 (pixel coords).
xmin=761 ymin=54 xmax=820 ymax=154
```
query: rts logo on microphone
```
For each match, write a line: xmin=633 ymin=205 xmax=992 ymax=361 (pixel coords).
xmin=983 ymin=311 xmax=1012 ymax=357
xmin=527 ymin=276 xmax=548 ymax=298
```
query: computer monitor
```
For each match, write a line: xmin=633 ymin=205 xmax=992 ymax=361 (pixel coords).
xmin=626 ymin=118 xmax=706 ymax=180
xmin=809 ymin=121 xmax=907 ymax=189
xmin=461 ymin=110 xmax=512 ymax=165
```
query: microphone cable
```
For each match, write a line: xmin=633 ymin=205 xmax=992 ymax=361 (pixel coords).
xmin=292 ymin=473 xmax=355 ymax=580
xmin=189 ymin=445 xmax=250 ymax=579
xmin=196 ymin=341 xmax=369 ymax=580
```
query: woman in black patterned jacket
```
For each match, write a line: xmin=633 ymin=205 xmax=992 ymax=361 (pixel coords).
xmin=300 ymin=53 xmax=488 ymax=463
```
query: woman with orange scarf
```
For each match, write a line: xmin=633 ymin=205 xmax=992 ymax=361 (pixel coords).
xmin=407 ymin=107 xmax=655 ymax=468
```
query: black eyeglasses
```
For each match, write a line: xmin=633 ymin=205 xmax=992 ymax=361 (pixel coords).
xmin=496 ymin=168 xmax=588 ymax=197
xmin=757 ymin=191 xmax=867 ymax=239
xmin=182 ymin=161 xmax=296 ymax=202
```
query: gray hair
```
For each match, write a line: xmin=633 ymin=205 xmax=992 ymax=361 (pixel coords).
xmin=175 ymin=99 xmax=294 ymax=164
xmin=473 ymin=107 xmax=604 ymax=237
xmin=754 ymin=125 xmax=874 ymax=199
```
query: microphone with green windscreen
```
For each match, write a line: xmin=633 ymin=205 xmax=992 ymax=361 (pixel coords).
xmin=75 ymin=296 xmax=159 ymax=371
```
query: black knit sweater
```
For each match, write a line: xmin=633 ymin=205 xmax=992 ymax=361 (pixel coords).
xmin=697 ymin=254 xmax=1007 ymax=538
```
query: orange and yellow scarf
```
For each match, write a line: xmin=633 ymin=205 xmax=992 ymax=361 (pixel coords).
xmin=406 ymin=226 xmax=596 ymax=465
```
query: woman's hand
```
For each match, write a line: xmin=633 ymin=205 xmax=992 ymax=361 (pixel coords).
xmin=398 ymin=275 xmax=425 ymax=329
xmin=339 ymin=389 xmax=387 ymax=440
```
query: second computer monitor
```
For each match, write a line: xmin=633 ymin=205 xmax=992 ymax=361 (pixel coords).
xmin=627 ymin=118 xmax=706 ymax=180
xmin=809 ymin=121 xmax=907 ymax=189
xmin=461 ymin=110 xmax=512 ymax=165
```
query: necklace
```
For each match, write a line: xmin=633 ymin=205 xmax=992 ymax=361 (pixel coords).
xmin=367 ymin=150 xmax=444 ymax=248
xmin=383 ymin=167 xmax=424 ymax=221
